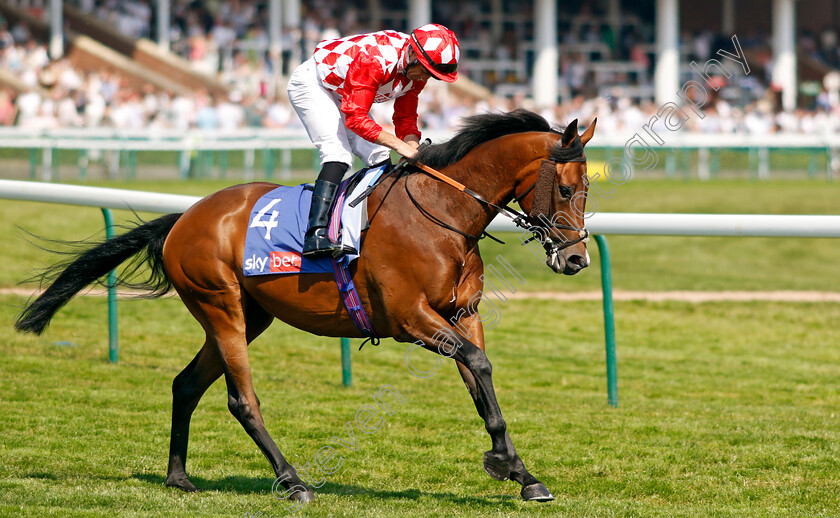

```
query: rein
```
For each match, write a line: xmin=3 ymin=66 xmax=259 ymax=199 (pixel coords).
xmin=405 ymin=135 xmax=590 ymax=254
xmin=405 ymin=162 xmax=508 ymax=243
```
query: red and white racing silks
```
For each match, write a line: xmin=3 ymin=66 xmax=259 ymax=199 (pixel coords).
xmin=312 ymin=30 xmax=424 ymax=142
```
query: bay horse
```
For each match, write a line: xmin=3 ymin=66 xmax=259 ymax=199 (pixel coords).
xmin=16 ymin=109 xmax=596 ymax=504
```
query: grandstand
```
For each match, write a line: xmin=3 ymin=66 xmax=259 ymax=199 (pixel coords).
xmin=0 ymin=0 xmax=838 ymax=137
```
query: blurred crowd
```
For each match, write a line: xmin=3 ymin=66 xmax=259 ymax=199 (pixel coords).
xmin=800 ymin=25 xmax=840 ymax=70
xmin=0 ymin=16 xmax=297 ymax=131
xmin=2 ymin=1 xmax=840 ymax=137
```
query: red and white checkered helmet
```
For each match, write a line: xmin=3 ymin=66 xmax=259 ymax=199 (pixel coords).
xmin=409 ymin=23 xmax=459 ymax=82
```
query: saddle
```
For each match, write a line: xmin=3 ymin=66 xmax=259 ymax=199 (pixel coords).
xmin=242 ymin=163 xmax=389 ymax=277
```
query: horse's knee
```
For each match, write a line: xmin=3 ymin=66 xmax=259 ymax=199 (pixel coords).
xmin=464 ymin=352 xmax=505 ymax=434
xmin=228 ymin=394 xmax=257 ymax=423
xmin=227 ymin=394 xmax=245 ymax=418
xmin=466 ymin=349 xmax=493 ymax=378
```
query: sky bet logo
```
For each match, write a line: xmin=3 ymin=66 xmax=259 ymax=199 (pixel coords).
xmin=244 ymin=252 xmax=302 ymax=273
xmin=270 ymin=251 xmax=301 ymax=273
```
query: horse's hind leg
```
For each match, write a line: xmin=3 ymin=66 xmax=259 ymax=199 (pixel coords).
xmin=219 ymin=342 xmax=314 ymax=502
xmin=165 ymin=296 xmax=274 ymax=492
xmin=189 ymin=290 xmax=314 ymax=502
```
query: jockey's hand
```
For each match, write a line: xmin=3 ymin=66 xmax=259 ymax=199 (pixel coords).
xmin=398 ymin=141 xmax=419 ymax=160
xmin=375 ymin=131 xmax=420 ymax=161
xmin=404 ymin=138 xmax=420 ymax=151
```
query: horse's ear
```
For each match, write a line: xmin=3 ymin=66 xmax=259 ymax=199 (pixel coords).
xmin=581 ymin=118 xmax=597 ymax=147
xmin=561 ymin=119 xmax=578 ymax=147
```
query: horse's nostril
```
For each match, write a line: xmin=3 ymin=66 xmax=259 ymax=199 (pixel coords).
xmin=568 ymin=254 xmax=588 ymax=268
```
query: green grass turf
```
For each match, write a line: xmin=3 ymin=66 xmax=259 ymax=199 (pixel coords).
xmin=1 ymin=295 xmax=839 ymax=516
xmin=1 ymin=177 xmax=839 ymax=515
xmin=1 ymin=178 xmax=837 ymax=291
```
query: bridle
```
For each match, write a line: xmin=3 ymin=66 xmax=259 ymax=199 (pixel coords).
xmin=510 ymin=134 xmax=590 ymax=254
xmin=403 ymin=134 xmax=590 ymax=258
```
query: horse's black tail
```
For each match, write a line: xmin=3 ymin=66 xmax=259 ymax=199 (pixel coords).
xmin=15 ymin=213 xmax=183 ymax=335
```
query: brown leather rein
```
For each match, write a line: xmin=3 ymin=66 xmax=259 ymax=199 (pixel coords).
xmin=403 ymin=135 xmax=589 ymax=254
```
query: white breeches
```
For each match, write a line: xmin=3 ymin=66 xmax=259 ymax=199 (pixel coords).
xmin=287 ymin=58 xmax=391 ymax=168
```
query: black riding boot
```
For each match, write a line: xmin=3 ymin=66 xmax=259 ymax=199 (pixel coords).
xmin=303 ymin=162 xmax=348 ymax=258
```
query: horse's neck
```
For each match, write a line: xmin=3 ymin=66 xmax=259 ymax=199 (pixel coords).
xmin=433 ymin=132 xmax=551 ymax=235
xmin=448 ymin=132 xmax=550 ymax=207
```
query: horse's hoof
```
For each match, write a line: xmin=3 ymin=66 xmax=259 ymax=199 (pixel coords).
xmin=289 ymin=489 xmax=315 ymax=503
xmin=165 ymin=475 xmax=201 ymax=493
xmin=483 ymin=451 xmax=510 ymax=481
xmin=521 ymin=482 xmax=554 ymax=502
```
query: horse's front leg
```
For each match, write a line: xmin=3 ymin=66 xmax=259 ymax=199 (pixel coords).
xmin=454 ymin=313 xmax=554 ymax=501
xmin=406 ymin=303 xmax=512 ymax=482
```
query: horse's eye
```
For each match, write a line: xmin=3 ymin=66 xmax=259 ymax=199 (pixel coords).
xmin=559 ymin=186 xmax=573 ymax=199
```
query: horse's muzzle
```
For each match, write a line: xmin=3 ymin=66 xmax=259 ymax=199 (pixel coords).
xmin=546 ymin=246 xmax=589 ymax=275
xmin=563 ymin=253 xmax=589 ymax=275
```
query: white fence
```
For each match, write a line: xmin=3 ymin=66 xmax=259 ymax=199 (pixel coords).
xmin=0 ymin=179 xmax=200 ymax=213
xmin=2 ymin=128 xmax=839 ymax=181
xmin=491 ymin=212 xmax=840 ymax=238
xmin=3 ymin=180 xmax=839 ymax=238
xmin=4 ymin=127 xmax=840 ymax=151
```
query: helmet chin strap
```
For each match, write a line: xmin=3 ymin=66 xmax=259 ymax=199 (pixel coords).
xmin=404 ymin=47 xmax=419 ymax=76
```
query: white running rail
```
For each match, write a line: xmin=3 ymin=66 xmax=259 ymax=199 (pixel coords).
xmin=1 ymin=180 xmax=839 ymax=238
xmin=0 ymin=179 xmax=200 ymax=214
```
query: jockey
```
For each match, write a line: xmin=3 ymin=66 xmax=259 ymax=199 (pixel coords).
xmin=287 ymin=23 xmax=460 ymax=258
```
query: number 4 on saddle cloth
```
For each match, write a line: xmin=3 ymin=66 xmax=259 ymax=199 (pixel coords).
xmin=242 ymin=164 xmax=388 ymax=339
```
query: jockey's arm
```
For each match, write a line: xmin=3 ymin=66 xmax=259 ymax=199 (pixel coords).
xmin=375 ymin=131 xmax=419 ymax=159
xmin=341 ymin=53 xmax=423 ymax=160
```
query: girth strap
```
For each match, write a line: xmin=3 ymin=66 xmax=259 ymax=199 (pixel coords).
xmin=332 ymin=256 xmax=379 ymax=348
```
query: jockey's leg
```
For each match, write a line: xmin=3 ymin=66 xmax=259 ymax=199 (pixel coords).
xmin=287 ymin=59 xmax=356 ymax=258
xmin=303 ymin=161 xmax=347 ymax=258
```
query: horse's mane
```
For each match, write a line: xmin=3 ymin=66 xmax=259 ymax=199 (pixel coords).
xmin=414 ymin=109 xmax=558 ymax=169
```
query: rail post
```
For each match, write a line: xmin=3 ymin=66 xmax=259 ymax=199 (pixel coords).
xmin=42 ymin=147 xmax=53 ymax=181
xmin=79 ymin=150 xmax=88 ymax=181
xmin=101 ymin=208 xmax=119 ymax=363
xmin=29 ymin=148 xmax=38 ymax=180
xmin=128 ymin=150 xmax=138 ymax=180
xmin=264 ymin=148 xmax=275 ymax=179
xmin=594 ymin=234 xmax=617 ymax=407
xmin=219 ymin=150 xmax=228 ymax=179
xmin=341 ymin=337 xmax=352 ymax=387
